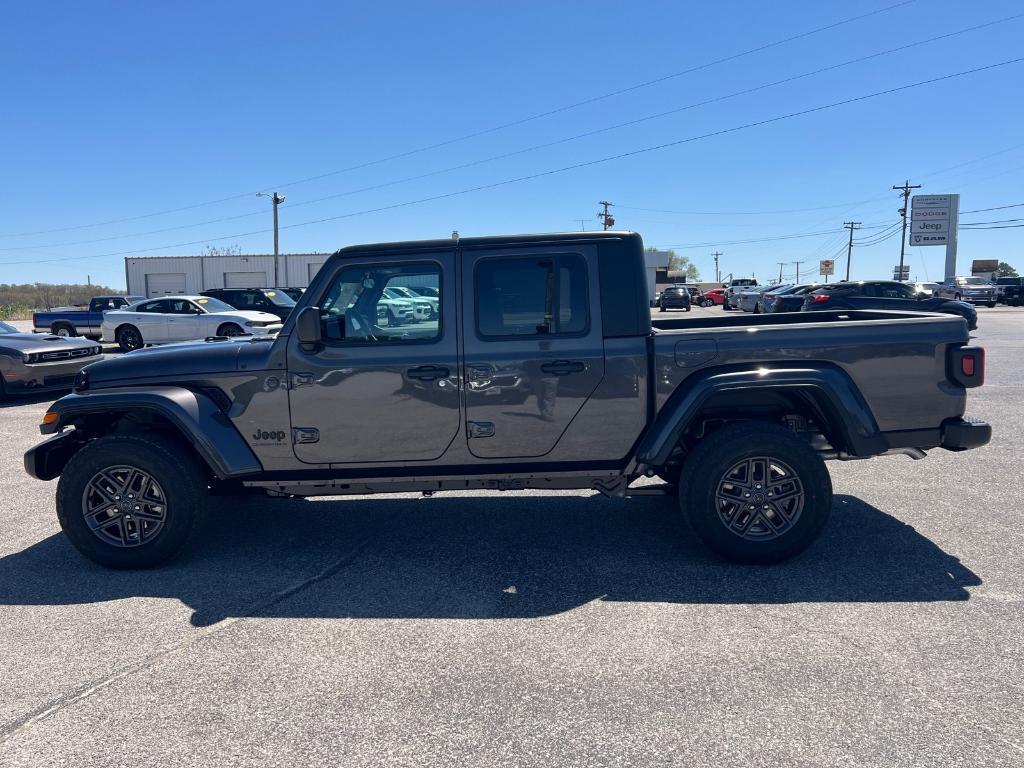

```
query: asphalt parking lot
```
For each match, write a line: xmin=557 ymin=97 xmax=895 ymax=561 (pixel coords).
xmin=1 ymin=308 xmax=1023 ymax=767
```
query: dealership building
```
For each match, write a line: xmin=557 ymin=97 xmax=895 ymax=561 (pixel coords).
xmin=124 ymin=253 xmax=331 ymax=297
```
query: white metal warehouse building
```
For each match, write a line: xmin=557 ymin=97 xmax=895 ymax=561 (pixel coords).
xmin=126 ymin=248 xmax=670 ymax=298
xmin=124 ymin=254 xmax=331 ymax=297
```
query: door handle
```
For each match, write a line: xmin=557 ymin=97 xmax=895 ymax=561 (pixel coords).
xmin=407 ymin=365 xmax=450 ymax=382
xmin=467 ymin=365 xmax=493 ymax=382
xmin=540 ymin=360 xmax=586 ymax=376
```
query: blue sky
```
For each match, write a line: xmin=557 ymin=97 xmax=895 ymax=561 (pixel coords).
xmin=1 ymin=0 xmax=1022 ymax=288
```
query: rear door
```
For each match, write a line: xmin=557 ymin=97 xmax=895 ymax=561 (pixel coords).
xmin=131 ymin=299 xmax=170 ymax=341
xmin=164 ymin=298 xmax=202 ymax=341
xmin=461 ymin=245 xmax=604 ymax=459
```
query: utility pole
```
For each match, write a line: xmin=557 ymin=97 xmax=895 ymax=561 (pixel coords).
xmin=258 ymin=192 xmax=286 ymax=285
xmin=791 ymin=260 xmax=805 ymax=282
xmin=712 ymin=251 xmax=722 ymax=283
xmin=776 ymin=262 xmax=785 ymax=284
xmin=892 ymin=180 xmax=921 ymax=280
xmin=597 ymin=201 xmax=615 ymax=231
xmin=575 ymin=219 xmax=588 ymax=231
xmin=843 ymin=221 xmax=861 ymax=281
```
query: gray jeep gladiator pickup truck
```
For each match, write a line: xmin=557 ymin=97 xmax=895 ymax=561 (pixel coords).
xmin=24 ymin=231 xmax=990 ymax=568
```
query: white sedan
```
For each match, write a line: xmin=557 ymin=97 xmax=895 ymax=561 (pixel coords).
xmin=101 ymin=295 xmax=283 ymax=352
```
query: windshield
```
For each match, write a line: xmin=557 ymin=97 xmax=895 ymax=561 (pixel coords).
xmin=194 ymin=296 xmax=239 ymax=313
xmin=0 ymin=321 xmax=17 ymax=334
xmin=262 ymin=289 xmax=296 ymax=307
xmin=957 ymin=277 xmax=988 ymax=285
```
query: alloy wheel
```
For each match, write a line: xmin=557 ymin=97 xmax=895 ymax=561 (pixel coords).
xmin=714 ymin=456 xmax=805 ymax=541
xmin=81 ymin=466 xmax=168 ymax=548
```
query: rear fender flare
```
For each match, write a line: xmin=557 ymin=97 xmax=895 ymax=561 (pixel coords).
xmin=636 ymin=366 xmax=882 ymax=467
xmin=26 ymin=386 xmax=262 ymax=481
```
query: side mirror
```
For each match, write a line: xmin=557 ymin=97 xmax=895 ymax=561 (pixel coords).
xmin=295 ymin=306 xmax=322 ymax=351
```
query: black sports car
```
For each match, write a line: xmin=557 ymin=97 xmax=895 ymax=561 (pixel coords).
xmin=802 ymin=281 xmax=978 ymax=330
xmin=0 ymin=321 xmax=102 ymax=397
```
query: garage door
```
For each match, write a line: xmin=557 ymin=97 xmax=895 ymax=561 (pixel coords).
xmin=145 ymin=273 xmax=186 ymax=297
xmin=224 ymin=271 xmax=268 ymax=288
xmin=307 ymin=263 xmax=325 ymax=283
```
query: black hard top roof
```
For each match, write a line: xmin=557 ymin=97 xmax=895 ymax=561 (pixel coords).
xmin=332 ymin=230 xmax=640 ymax=256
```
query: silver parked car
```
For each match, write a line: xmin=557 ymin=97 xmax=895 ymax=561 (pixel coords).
xmin=935 ymin=276 xmax=997 ymax=307
xmin=0 ymin=321 xmax=101 ymax=398
xmin=736 ymin=284 xmax=783 ymax=313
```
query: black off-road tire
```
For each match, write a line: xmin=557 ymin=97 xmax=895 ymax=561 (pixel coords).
xmin=116 ymin=325 xmax=144 ymax=352
xmin=678 ymin=422 xmax=832 ymax=564
xmin=56 ymin=434 xmax=208 ymax=569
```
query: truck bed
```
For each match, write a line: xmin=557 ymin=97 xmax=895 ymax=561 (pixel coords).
xmin=651 ymin=308 xmax=970 ymax=436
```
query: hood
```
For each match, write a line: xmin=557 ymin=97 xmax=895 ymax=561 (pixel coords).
xmin=83 ymin=336 xmax=258 ymax=386
xmin=0 ymin=333 xmax=100 ymax=355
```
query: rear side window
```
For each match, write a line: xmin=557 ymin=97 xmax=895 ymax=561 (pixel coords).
xmin=475 ymin=254 xmax=588 ymax=338
xmin=136 ymin=300 xmax=167 ymax=313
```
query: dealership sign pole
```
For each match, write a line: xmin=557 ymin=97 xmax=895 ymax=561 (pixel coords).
xmin=819 ymin=259 xmax=834 ymax=284
xmin=910 ymin=194 xmax=959 ymax=279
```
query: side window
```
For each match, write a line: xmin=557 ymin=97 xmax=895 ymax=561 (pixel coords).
xmin=475 ymin=254 xmax=588 ymax=338
xmin=167 ymin=299 xmax=196 ymax=314
xmin=318 ymin=262 xmax=442 ymax=344
xmin=137 ymin=300 xmax=167 ymax=313
xmin=895 ymin=284 xmax=916 ymax=299
xmin=861 ymin=284 xmax=881 ymax=298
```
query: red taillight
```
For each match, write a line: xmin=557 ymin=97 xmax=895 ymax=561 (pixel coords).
xmin=949 ymin=346 xmax=985 ymax=388
xmin=811 ymin=294 xmax=830 ymax=304
xmin=961 ymin=354 xmax=976 ymax=377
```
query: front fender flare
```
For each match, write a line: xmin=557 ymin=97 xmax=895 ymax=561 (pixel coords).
xmin=26 ymin=386 xmax=263 ymax=481
xmin=636 ymin=366 xmax=883 ymax=467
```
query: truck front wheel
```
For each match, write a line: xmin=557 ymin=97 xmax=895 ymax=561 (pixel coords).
xmin=678 ymin=422 xmax=832 ymax=563
xmin=56 ymin=434 xmax=207 ymax=569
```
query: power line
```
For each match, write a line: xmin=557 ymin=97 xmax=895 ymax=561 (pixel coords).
xmin=14 ymin=13 xmax=1015 ymax=253
xmin=961 ymin=201 xmax=1024 ymax=214
xmin=0 ymin=0 xmax=921 ymax=240
xmin=4 ymin=54 xmax=1022 ymax=267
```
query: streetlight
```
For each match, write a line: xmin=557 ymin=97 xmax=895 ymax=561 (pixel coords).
xmin=257 ymin=192 xmax=286 ymax=285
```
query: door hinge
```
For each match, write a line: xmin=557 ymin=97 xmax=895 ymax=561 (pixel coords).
xmin=290 ymin=372 xmax=314 ymax=389
xmin=293 ymin=427 xmax=320 ymax=444
xmin=467 ymin=421 xmax=495 ymax=439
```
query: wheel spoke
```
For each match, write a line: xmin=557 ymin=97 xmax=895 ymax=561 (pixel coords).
xmin=714 ymin=455 xmax=805 ymax=541
xmin=81 ymin=465 xmax=168 ymax=549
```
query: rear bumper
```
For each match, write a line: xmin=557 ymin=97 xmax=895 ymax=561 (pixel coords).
xmin=940 ymin=417 xmax=992 ymax=452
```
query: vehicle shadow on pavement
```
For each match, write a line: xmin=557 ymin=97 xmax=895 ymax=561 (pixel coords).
xmin=0 ymin=494 xmax=981 ymax=626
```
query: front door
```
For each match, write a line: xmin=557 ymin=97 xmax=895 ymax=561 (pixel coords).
xmin=286 ymin=252 xmax=460 ymax=465
xmin=461 ymin=245 xmax=605 ymax=459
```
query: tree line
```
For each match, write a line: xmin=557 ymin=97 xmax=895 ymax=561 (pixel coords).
xmin=0 ymin=283 xmax=125 ymax=320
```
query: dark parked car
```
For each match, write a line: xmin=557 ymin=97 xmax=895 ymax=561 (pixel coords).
xmin=996 ymin=276 xmax=1023 ymax=306
xmin=763 ymin=284 xmax=819 ymax=314
xmin=658 ymin=285 xmax=691 ymax=312
xmin=26 ymin=231 xmax=989 ymax=570
xmin=199 ymin=288 xmax=297 ymax=321
xmin=0 ymin=321 xmax=101 ymax=398
xmin=802 ymin=280 xmax=978 ymax=329
xmin=279 ymin=287 xmax=306 ymax=302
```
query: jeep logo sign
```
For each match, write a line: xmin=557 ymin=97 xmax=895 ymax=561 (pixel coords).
xmin=252 ymin=429 xmax=286 ymax=442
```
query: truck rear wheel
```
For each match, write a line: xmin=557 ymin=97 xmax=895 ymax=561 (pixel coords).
xmin=678 ymin=422 xmax=832 ymax=563
xmin=56 ymin=434 xmax=207 ymax=569
xmin=52 ymin=322 xmax=76 ymax=337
